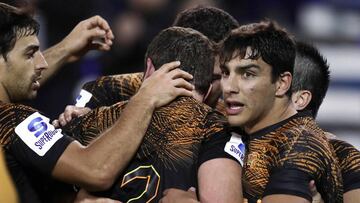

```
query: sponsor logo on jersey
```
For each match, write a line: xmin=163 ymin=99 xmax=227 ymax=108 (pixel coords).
xmin=15 ymin=112 xmax=64 ymax=156
xmin=224 ymin=132 xmax=245 ymax=166
xmin=75 ymin=89 xmax=92 ymax=107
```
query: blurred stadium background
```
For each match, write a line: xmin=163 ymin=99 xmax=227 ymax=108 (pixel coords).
xmin=5 ymin=0 xmax=359 ymax=149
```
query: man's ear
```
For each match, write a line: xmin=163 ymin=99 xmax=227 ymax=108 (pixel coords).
xmin=291 ymin=90 xmax=312 ymax=111
xmin=144 ymin=58 xmax=155 ymax=79
xmin=275 ymin=71 xmax=292 ymax=97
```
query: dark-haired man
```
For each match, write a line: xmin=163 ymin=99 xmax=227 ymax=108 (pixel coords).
xmin=63 ymin=26 xmax=243 ymax=202
xmin=0 ymin=3 xmax=193 ymax=202
xmin=292 ymin=41 xmax=360 ymax=203
xmin=219 ymin=21 xmax=342 ymax=203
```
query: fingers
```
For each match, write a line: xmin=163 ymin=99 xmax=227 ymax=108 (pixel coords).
xmin=172 ymin=78 xmax=194 ymax=91
xmin=147 ymin=61 xmax=193 ymax=81
xmin=157 ymin=61 xmax=193 ymax=81
xmin=52 ymin=119 xmax=60 ymax=128
xmin=56 ymin=105 xmax=90 ymax=127
xmin=170 ymin=69 xmax=193 ymax=81
xmin=157 ymin=61 xmax=181 ymax=73
xmin=87 ymin=15 xmax=114 ymax=42
xmin=81 ymin=16 xmax=114 ymax=51
xmin=87 ymin=27 xmax=112 ymax=50
xmin=85 ymin=16 xmax=112 ymax=36
xmin=309 ymin=180 xmax=317 ymax=196
xmin=188 ymin=187 xmax=196 ymax=192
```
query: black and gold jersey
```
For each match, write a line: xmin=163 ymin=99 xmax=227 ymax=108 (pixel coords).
xmin=330 ymin=139 xmax=360 ymax=192
xmin=64 ymin=97 xmax=239 ymax=202
xmin=241 ymin=112 xmax=343 ymax=203
xmin=80 ymin=73 xmax=143 ymax=108
xmin=0 ymin=101 xmax=73 ymax=203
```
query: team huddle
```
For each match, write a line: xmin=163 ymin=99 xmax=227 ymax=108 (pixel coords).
xmin=0 ymin=2 xmax=359 ymax=203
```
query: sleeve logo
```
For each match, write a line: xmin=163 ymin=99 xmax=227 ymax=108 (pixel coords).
xmin=28 ymin=117 xmax=48 ymax=137
xmin=15 ymin=112 xmax=64 ymax=156
xmin=224 ymin=132 xmax=246 ymax=166
xmin=75 ymin=89 xmax=92 ymax=107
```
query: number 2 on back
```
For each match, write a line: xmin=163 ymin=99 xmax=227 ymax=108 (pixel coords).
xmin=121 ymin=165 xmax=160 ymax=202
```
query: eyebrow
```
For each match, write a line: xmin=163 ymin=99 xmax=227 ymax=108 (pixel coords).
xmin=235 ymin=63 xmax=260 ymax=70
xmin=23 ymin=44 xmax=39 ymax=53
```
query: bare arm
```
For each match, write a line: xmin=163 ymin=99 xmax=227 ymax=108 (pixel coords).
xmin=160 ymin=188 xmax=199 ymax=203
xmin=197 ymin=158 xmax=243 ymax=203
xmin=74 ymin=189 xmax=121 ymax=203
xmin=41 ymin=15 xmax=114 ymax=84
xmin=52 ymin=61 xmax=194 ymax=191
xmin=344 ymin=189 xmax=360 ymax=203
xmin=159 ymin=158 xmax=242 ymax=203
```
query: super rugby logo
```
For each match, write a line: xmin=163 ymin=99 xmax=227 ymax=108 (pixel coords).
xmin=27 ymin=117 xmax=61 ymax=150
xmin=224 ymin=132 xmax=246 ymax=166
xmin=28 ymin=117 xmax=48 ymax=137
xmin=15 ymin=112 xmax=64 ymax=156
xmin=75 ymin=89 xmax=92 ymax=107
xmin=230 ymin=143 xmax=245 ymax=162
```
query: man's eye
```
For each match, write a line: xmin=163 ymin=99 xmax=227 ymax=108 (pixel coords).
xmin=243 ymin=72 xmax=254 ymax=78
xmin=26 ymin=52 xmax=35 ymax=59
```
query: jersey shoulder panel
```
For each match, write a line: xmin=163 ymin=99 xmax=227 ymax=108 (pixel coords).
xmin=0 ymin=103 xmax=38 ymax=147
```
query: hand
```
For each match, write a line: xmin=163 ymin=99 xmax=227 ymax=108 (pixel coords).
xmin=60 ymin=15 xmax=114 ymax=63
xmin=74 ymin=189 xmax=121 ymax=203
xmin=159 ymin=187 xmax=199 ymax=203
xmin=309 ymin=180 xmax=324 ymax=203
xmin=136 ymin=61 xmax=194 ymax=108
xmin=52 ymin=105 xmax=91 ymax=127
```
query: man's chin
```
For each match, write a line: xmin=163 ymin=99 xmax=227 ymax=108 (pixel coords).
xmin=227 ymin=116 xmax=246 ymax=127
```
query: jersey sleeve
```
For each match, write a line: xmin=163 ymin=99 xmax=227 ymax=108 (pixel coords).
xmin=197 ymin=130 xmax=244 ymax=168
xmin=197 ymin=110 xmax=244 ymax=167
xmin=79 ymin=73 xmax=143 ymax=109
xmin=63 ymin=101 xmax=128 ymax=146
xmin=330 ymin=139 xmax=360 ymax=192
xmin=263 ymin=168 xmax=312 ymax=201
xmin=264 ymin=132 xmax=343 ymax=202
xmin=4 ymin=105 xmax=73 ymax=175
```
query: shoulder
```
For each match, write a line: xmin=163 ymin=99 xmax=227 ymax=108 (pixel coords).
xmin=0 ymin=103 xmax=42 ymax=146
xmin=0 ymin=103 xmax=39 ymax=126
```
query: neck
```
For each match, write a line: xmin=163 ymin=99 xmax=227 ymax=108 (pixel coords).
xmin=245 ymin=97 xmax=297 ymax=134
xmin=0 ymin=83 xmax=10 ymax=103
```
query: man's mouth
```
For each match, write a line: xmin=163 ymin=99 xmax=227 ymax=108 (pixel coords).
xmin=31 ymin=75 xmax=42 ymax=90
xmin=225 ymin=100 xmax=245 ymax=115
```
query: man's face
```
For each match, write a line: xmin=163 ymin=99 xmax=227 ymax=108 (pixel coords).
xmin=0 ymin=35 xmax=48 ymax=102
xmin=220 ymin=49 xmax=277 ymax=133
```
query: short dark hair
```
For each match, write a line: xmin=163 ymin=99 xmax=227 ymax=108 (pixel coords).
xmin=173 ymin=6 xmax=239 ymax=43
xmin=145 ymin=26 xmax=215 ymax=95
xmin=0 ymin=3 xmax=39 ymax=60
xmin=292 ymin=41 xmax=330 ymax=118
xmin=220 ymin=20 xmax=295 ymax=96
